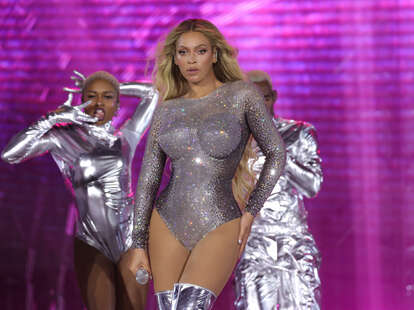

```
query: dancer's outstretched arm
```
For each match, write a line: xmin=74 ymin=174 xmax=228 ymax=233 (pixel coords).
xmin=2 ymin=95 xmax=96 ymax=164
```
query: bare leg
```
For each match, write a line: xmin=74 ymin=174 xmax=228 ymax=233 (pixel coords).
xmin=73 ymin=238 xmax=116 ymax=310
xmin=179 ymin=217 xmax=241 ymax=296
xmin=148 ymin=209 xmax=190 ymax=292
xmin=149 ymin=209 xmax=241 ymax=309
xmin=116 ymin=256 xmax=148 ymax=310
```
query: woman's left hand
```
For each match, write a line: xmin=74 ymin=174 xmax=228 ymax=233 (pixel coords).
xmin=238 ymin=211 xmax=255 ymax=257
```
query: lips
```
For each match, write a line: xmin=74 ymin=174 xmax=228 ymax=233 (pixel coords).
xmin=187 ymin=68 xmax=199 ymax=75
xmin=94 ymin=108 xmax=105 ymax=121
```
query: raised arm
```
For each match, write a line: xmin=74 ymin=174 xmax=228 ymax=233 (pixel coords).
xmin=120 ymin=82 xmax=159 ymax=135
xmin=2 ymin=95 xmax=96 ymax=164
xmin=131 ymin=105 xmax=167 ymax=249
xmin=285 ymin=124 xmax=323 ymax=198
xmin=244 ymin=84 xmax=286 ymax=217
xmin=64 ymin=72 xmax=159 ymax=142
xmin=117 ymin=83 xmax=159 ymax=154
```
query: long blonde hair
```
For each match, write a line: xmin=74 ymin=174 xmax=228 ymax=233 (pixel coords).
xmin=153 ymin=18 xmax=257 ymax=209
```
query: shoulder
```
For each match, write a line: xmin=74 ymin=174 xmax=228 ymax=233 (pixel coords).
xmin=298 ymin=120 xmax=317 ymax=137
xmin=222 ymin=80 xmax=263 ymax=108
xmin=284 ymin=118 xmax=318 ymax=140
xmin=157 ymin=97 xmax=183 ymax=111
xmin=149 ymin=99 xmax=178 ymax=127
xmin=153 ymin=100 xmax=172 ymax=116
xmin=278 ymin=117 xmax=316 ymax=132
xmin=226 ymin=80 xmax=260 ymax=97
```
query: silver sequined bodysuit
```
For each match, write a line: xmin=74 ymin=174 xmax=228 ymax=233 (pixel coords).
xmin=132 ymin=81 xmax=286 ymax=250
xmin=234 ymin=117 xmax=323 ymax=310
xmin=2 ymin=84 xmax=158 ymax=262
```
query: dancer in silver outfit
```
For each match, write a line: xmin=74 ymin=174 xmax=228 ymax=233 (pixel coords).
xmin=234 ymin=70 xmax=323 ymax=310
xmin=123 ymin=20 xmax=286 ymax=310
xmin=2 ymin=71 xmax=158 ymax=310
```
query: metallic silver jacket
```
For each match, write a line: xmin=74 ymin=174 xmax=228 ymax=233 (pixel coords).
xmin=2 ymin=83 xmax=158 ymax=263
xmin=234 ymin=117 xmax=323 ymax=310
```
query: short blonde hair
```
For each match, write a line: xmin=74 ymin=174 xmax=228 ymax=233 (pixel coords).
xmin=246 ymin=70 xmax=273 ymax=90
xmin=82 ymin=71 xmax=120 ymax=107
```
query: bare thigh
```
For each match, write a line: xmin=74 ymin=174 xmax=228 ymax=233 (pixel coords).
xmin=148 ymin=209 xmax=190 ymax=292
xmin=73 ymin=238 xmax=116 ymax=310
xmin=179 ymin=217 xmax=241 ymax=296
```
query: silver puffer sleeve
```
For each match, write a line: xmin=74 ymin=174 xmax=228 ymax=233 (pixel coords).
xmin=1 ymin=105 xmax=95 ymax=164
xmin=284 ymin=124 xmax=322 ymax=198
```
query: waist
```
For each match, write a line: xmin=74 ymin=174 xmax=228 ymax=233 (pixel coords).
xmin=162 ymin=178 xmax=233 ymax=200
xmin=74 ymin=182 xmax=133 ymax=211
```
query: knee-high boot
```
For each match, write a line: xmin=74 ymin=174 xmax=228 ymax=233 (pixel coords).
xmin=155 ymin=290 xmax=173 ymax=310
xmin=171 ymin=283 xmax=216 ymax=310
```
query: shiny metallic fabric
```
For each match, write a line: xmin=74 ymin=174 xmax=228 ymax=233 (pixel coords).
xmin=172 ymin=283 xmax=216 ymax=310
xmin=155 ymin=290 xmax=173 ymax=310
xmin=2 ymin=83 xmax=158 ymax=263
xmin=132 ymin=80 xmax=286 ymax=249
xmin=234 ymin=117 xmax=323 ymax=310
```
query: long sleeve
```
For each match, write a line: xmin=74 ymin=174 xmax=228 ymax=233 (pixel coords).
xmin=120 ymin=82 xmax=159 ymax=135
xmin=285 ymin=124 xmax=323 ymax=198
xmin=132 ymin=105 xmax=167 ymax=249
xmin=1 ymin=115 xmax=58 ymax=164
xmin=119 ymin=83 xmax=159 ymax=151
xmin=243 ymin=84 xmax=286 ymax=216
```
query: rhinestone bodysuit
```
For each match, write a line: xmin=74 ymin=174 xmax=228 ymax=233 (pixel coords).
xmin=132 ymin=80 xmax=286 ymax=250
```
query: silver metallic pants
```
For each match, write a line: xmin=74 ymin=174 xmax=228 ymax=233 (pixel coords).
xmin=234 ymin=231 xmax=321 ymax=310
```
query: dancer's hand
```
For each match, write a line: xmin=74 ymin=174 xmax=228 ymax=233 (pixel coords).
xmin=121 ymin=248 xmax=152 ymax=279
xmin=48 ymin=99 xmax=97 ymax=126
xmin=238 ymin=211 xmax=255 ymax=257
xmin=63 ymin=70 xmax=86 ymax=94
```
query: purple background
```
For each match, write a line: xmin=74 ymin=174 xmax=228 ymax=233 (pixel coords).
xmin=1 ymin=0 xmax=413 ymax=309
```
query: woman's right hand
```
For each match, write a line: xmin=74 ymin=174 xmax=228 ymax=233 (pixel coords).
xmin=238 ymin=211 xmax=255 ymax=257
xmin=120 ymin=248 xmax=152 ymax=279
xmin=48 ymin=99 xmax=97 ymax=126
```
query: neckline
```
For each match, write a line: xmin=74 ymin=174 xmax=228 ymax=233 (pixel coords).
xmin=87 ymin=121 xmax=115 ymax=133
xmin=179 ymin=81 xmax=233 ymax=101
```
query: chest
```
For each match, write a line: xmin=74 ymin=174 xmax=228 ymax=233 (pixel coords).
xmin=66 ymin=134 xmax=126 ymax=183
xmin=158 ymin=100 xmax=247 ymax=160
xmin=76 ymin=146 xmax=124 ymax=181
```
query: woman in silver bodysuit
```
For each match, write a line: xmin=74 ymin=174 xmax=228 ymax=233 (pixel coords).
xmin=123 ymin=19 xmax=286 ymax=310
xmin=1 ymin=71 xmax=158 ymax=310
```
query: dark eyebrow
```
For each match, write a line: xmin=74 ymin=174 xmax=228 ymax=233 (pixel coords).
xmin=86 ymin=90 xmax=115 ymax=94
xmin=177 ymin=44 xmax=209 ymax=50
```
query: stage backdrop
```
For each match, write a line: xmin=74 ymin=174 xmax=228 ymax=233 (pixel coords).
xmin=1 ymin=1 xmax=413 ymax=309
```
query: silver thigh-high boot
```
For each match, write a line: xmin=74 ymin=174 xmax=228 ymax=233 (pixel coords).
xmin=155 ymin=290 xmax=173 ymax=310
xmin=171 ymin=283 xmax=217 ymax=310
